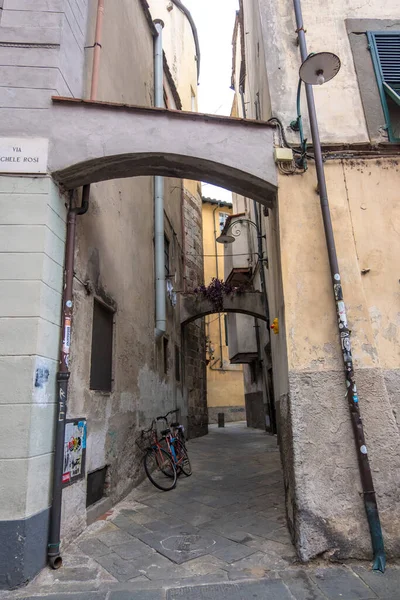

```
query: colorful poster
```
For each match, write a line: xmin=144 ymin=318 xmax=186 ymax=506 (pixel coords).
xmin=62 ymin=419 xmax=87 ymax=487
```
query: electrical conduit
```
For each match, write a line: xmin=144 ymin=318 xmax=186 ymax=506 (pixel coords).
xmin=154 ymin=20 xmax=166 ymax=339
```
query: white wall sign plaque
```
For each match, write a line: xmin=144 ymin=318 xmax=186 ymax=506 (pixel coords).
xmin=0 ymin=138 xmax=48 ymax=174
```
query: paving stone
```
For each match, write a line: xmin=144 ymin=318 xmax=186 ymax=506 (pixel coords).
xmin=112 ymin=539 xmax=156 ymax=560
xmin=353 ymin=566 xmax=400 ymax=598
xmin=264 ymin=526 xmax=294 ymax=545
xmin=281 ymin=569 xmax=328 ymax=599
xmin=310 ymin=567 xmax=378 ymax=599
xmin=227 ymin=550 xmax=291 ymax=573
xmin=211 ymin=542 xmax=257 ymax=563
xmin=46 ymin=567 xmax=100 ymax=582
xmin=78 ymin=538 xmax=112 ymax=558
xmin=137 ymin=528 xmax=234 ymax=565
xmin=144 ymin=518 xmax=188 ymax=533
xmin=240 ymin=518 xmax=285 ymax=538
xmin=97 ymin=530 xmax=135 ymax=547
xmin=111 ymin=515 xmax=152 ymax=536
xmin=21 ymin=595 xmax=107 ymax=600
xmin=96 ymin=553 xmax=144 ymax=582
xmin=109 ymin=592 xmax=165 ymax=600
xmin=244 ymin=534 xmax=297 ymax=558
xmin=182 ymin=554 xmax=229 ymax=576
xmin=166 ymin=578 xmax=294 ymax=599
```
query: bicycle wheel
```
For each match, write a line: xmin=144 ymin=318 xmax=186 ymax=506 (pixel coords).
xmin=157 ymin=439 xmax=175 ymax=479
xmin=144 ymin=448 xmax=177 ymax=491
xmin=174 ymin=439 xmax=192 ymax=477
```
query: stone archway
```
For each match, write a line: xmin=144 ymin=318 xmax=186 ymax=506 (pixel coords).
xmin=48 ymin=97 xmax=277 ymax=204
xmin=180 ymin=291 xmax=267 ymax=326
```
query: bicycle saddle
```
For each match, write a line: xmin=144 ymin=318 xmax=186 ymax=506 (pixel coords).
xmin=161 ymin=428 xmax=170 ymax=436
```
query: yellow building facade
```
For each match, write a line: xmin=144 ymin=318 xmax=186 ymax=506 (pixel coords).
xmin=202 ymin=198 xmax=245 ymax=423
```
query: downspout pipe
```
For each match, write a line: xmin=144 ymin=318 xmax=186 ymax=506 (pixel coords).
xmin=292 ymin=0 xmax=385 ymax=572
xmin=49 ymin=0 xmax=103 ymax=567
xmin=154 ymin=20 xmax=166 ymax=340
xmin=48 ymin=186 xmax=90 ymax=569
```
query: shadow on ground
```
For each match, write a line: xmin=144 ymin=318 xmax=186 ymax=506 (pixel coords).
xmin=3 ymin=423 xmax=399 ymax=599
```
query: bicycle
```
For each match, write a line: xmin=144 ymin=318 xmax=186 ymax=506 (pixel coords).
xmin=135 ymin=420 xmax=177 ymax=491
xmin=156 ymin=410 xmax=192 ymax=477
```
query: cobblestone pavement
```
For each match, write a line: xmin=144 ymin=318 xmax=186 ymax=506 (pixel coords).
xmin=2 ymin=422 xmax=399 ymax=599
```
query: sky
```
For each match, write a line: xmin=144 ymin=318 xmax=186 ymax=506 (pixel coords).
xmin=183 ymin=0 xmax=239 ymax=203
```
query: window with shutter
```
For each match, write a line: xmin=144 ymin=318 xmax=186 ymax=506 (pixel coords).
xmin=368 ymin=31 xmax=400 ymax=142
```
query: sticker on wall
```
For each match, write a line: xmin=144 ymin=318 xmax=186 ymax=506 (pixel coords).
xmin=62 ymin=418 xmax=87 ymax=487
xmin=62 ymin=317 xmax=71 ymax=355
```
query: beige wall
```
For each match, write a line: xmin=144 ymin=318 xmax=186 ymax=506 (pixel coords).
xmin=280 ymin=157 xmax=400 ymax=376
xmin=60 ymin=0 xmax=192 ymax=540
xmin=254 ymin=0 xmax=399 ymax=142
xmin=232 ymin=0 xmax=400 ymax=559
xmin=202 ymin=201 xmax=245 ymax=419
xmin=148 ymin=0 xmax=200 ymax=201
xmin=148 ymin=0 xmax=198 ymax=112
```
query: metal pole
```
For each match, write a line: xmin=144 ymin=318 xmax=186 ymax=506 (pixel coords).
xmin=154 ymin=20 xmax=167 ymax=339
xmin=48 ymin=208 xmax=76 ymax=569
xmin=292 ymin=0 xmax=385 ymax=572
xmin=48 ymin=188 xmax=89 ymax=569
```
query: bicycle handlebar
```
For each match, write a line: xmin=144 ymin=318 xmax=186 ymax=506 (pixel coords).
xmin=141 ymin=419 xmax=156 ymax=434
xmin=156 ymin=409 xmax=179 ymax=423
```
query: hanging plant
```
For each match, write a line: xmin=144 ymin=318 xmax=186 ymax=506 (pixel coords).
xmin=193 ymin=278 xmax=243 ymax=312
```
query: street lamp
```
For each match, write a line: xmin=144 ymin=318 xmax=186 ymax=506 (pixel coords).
xmin=292 ymin=0 xmax=385 ymax=571
xmin=216 ymin=217 xmax=264 ymax=246
xmin=291 ymin=52 xmax=341 ymax=170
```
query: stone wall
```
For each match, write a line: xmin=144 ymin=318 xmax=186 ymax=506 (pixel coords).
xmin=208 ymin=406 xmax=246 ymax=424
xmin=0 ymin=0 xmax=207 ymax=588
xmin=183 ymin=186 xmax=208 ymax=439
xmin=0 ymin=175 xmax=67 ymax=588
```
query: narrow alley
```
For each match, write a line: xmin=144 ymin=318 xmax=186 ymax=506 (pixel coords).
xmin=4 ymin=424 xmax=399 ymax=600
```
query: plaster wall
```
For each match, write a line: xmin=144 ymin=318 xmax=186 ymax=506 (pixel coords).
xmin=278 ymin=159 xmax=400 ymax=559
xmin=0 ymin=175 xmax=66 ymax=587
xmin=202 ymin=201 xmax=245 ymax=420
xmin=0 ymin=0 xmax=205 ymax=587
xmin=148 ymin=0 xmax=197 ymax=111
xmin=0 ymin=0 xmax=89 ymax=586
xmin=61 ymin=0 xmax=191 ymax=543
xmin=148 ymin=0 xmax=200 ymax=203
xmin=253 ymin=0 xmax=399 ymax=143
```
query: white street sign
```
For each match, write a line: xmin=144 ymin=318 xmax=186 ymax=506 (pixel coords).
xmin=0 ymin=138 xmax=48 ymax=174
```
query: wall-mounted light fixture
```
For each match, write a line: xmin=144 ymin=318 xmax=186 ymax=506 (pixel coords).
xmin=291 ymin=52 xmax=341 ymax=170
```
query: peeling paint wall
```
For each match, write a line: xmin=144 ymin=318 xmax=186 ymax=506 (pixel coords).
xmin=254 ymin=0 xmax=399 ymax=143
xmin=237 ymin=0 xmax=400 ymax=561
xmin=277 ymin=159 xmax=400 ymax=559
xmin=202 ymin=201 xmax=245 ymax=422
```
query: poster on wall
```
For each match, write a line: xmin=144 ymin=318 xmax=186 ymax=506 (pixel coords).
xmin=62 ymin=419 xmax=87 ymax=487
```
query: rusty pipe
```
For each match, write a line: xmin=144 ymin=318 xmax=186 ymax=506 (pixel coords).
xmin=48 ymin=186 xmax=90 ymax=569
xmin=292 ymin=0 xmax=385 ymax=572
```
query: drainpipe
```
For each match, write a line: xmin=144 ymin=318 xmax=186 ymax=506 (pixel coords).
xmin=48 ymin=187 xmax=90 ymax=569
xmin=292 ymin=0 xmax=385 ymax=572
xmin=49 ymin=0 xmax=104 ymax=568
xmin=154 ymin=20 xmax=166 ymax=339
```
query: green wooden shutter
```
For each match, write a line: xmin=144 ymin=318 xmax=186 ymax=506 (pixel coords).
xmin=368 ymin=31 xmax=400 ymax=142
